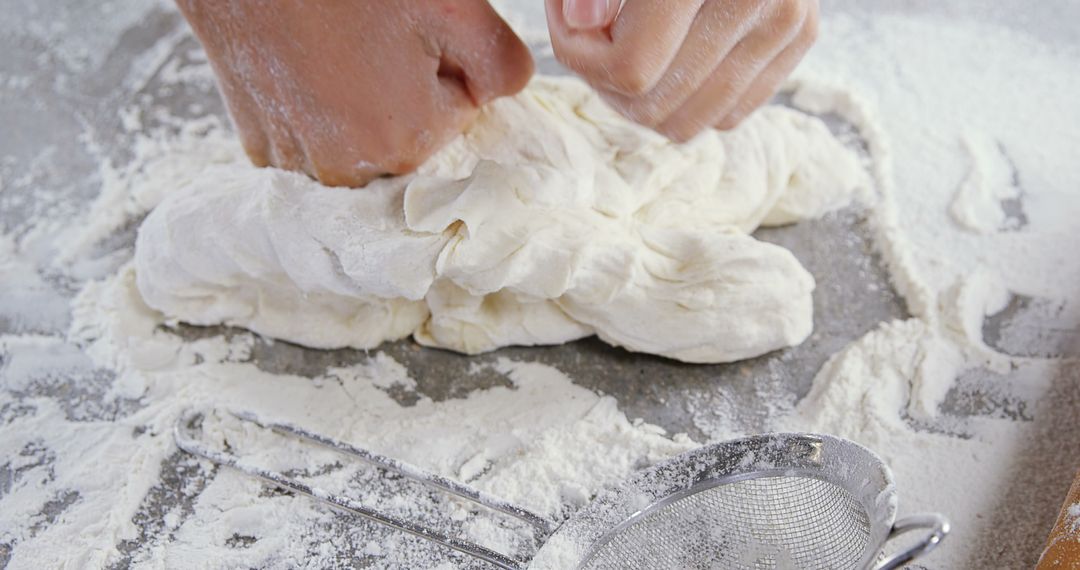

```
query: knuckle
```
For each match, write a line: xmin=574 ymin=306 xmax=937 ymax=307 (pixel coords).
xmin=771 ymin=0 xmax=809 ymax=33
xmin=551 ymin=41 xmax=589 ymax=74
xmin=623 ymin=102 xmax=663 ymax=126
xmin=242 ymin=144 xmax=270 ymax=168
xmin=801 ymin=7 xmax=821 ymax=42
xmin=715 ymin=118 xmax=738 ymax=131
xmin=668 ymin=128 xmax=697 ymax=144
xmin=608 ymin=48 xmax=664 ymax=95
xmin=237 ymin=129 xmax=270 ymax=166
xmin=500 ymin=54 xmax=536 ymax=97
xmin=317 ymin=168 xmax=370 ymax=188
xmin=494 ymin=32 xmax=535 ymax=92
xmin=660 ymin=120 xmax=702 ymax=144
xmin=311 ymin=163 xmax=345 ymax=187
xmin=603 ymin=90 xmax=664 ymax=126
xmin=717 ymin=109 xmax=747 ymax=131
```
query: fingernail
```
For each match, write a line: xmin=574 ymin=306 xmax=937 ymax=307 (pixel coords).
xmin=564 ymin=0 xmax=612 ymax=29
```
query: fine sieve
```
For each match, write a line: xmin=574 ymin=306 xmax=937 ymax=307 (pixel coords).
xmin=175 ymin=408 xmax=948 ymax=569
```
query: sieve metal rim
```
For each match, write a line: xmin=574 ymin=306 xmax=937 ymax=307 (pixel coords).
xmin=574 ymin=468 xmax=861 ymax=569
xmin=539 ymin=433 xmax=900 ymax=570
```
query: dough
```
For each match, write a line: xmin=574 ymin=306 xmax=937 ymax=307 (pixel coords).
xmin=134 ymin=76 xmax=864 ymax=363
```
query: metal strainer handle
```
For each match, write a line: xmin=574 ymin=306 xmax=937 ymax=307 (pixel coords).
xmin=174 ymin=408 xmax=551 ymax=570
xmin=872 ymin=513 xmax=951 ymax=570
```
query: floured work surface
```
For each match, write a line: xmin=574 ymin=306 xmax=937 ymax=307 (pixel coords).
xmin=2 ymin=1 xmax=1080 ymax=569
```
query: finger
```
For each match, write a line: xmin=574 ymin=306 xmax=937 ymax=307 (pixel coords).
xmin=716 ymin=10 xmax=818 ymax=130
xmin=307 ymin=151 xmax=380 ymax=188
xmin=300 ymin=128 xmax=387 ymax=188
xmin=597 ymin=0 xmax=767 ymax=127
xmin=234 ymin=115 xmax=271 ymax=169
xmin=296 ymin=127 xmax=380 ymax=187
xmin=657 ymin=0 xmax=810 ymax=141
xmin=562 ymin=0 xmax=622 ymax=30
xmin=546 ymin=0 xmax=705 ymax=95
xmin=216 ymin=78 xmax=272 ymax=167
xmin=260 ymin=107 xmax=308 ymax=173
xmin=433 ymin=0 xmax=534 ymax=105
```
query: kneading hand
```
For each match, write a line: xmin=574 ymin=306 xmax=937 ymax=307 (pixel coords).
xmin=546 ymin=0 xmax=818 ymax=141
xmin=177 ymin=0 xmax=533 ymax=187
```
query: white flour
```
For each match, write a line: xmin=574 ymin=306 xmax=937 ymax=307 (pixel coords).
xmin=775 ymin=9 xmax=1080 ymax=568
xmin=2 ymin=2 xmax=1080 ymax=569
xmin=3 ymin=267 xmax=696 ymax=568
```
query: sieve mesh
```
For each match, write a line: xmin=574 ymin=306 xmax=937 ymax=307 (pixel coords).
xmin=581 ymin=475 xmax=871 ymax=570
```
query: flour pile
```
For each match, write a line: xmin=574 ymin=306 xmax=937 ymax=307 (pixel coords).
xmin=134 ymin=76 xmax=863 ymax=363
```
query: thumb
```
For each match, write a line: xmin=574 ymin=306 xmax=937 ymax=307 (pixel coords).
xmin=434 ymin=1 xmax=535 ymax=105
xmin=561 ymin=0 xmax=622 ymax=30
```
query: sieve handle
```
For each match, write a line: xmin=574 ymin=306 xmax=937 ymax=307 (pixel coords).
xmin=174 ymin=408 xmax=546 ymax=570
xmin=872 ymin=513 xmax=951 ymax=570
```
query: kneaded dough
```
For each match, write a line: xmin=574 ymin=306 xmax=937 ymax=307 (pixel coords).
xmin=134 ymin=76 xmax=864 ymax=363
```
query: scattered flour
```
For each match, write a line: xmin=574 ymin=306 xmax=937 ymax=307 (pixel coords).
xmin=948 ymin=136 xmax=1024 ymax=234
xmin=774 ymin=9 xmax=1080 ymax=568
xmin=1 ymin=266 xmax=695 ymax=568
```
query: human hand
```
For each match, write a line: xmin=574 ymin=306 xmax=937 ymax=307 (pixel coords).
xmin=545 ymin=0 xmax=818 ymax=141
xmin=177 ymin=0 xmax=534 ymax=187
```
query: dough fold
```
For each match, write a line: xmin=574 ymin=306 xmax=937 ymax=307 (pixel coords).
xmin=134 ymin=76 xmax=864 ymax=363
